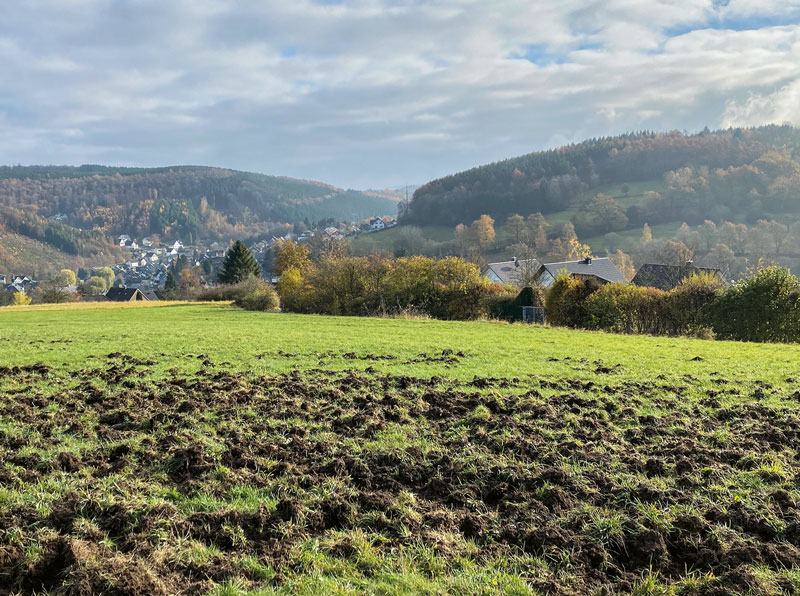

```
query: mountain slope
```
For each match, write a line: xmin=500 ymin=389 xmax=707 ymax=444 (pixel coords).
xmin=0 ymin=165 xmax=398 ymax=242
xmin=405 ymin=125 xmax=800 ymax=227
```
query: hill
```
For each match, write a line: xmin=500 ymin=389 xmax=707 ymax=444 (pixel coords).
xmin=405 ymin=125 xmax=800 ymax=229
xmin=0 ymin=164 xmax=398 ymax=276
xmin=0 ymin=229 xmax=124 ymax=280
xmin=1 ymin=303 xmax=800 ymax=594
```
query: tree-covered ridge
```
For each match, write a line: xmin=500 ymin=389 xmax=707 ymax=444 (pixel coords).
xmin=0 ymin=166 xmax=397 ymax=241
xmin=406 ymin=125 xmax=800 ymax=226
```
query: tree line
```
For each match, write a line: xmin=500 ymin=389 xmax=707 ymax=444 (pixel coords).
xmin=405 ymin=125 xmax=800 ymax=226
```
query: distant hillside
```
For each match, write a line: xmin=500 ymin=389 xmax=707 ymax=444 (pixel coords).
xmin=405 ymin=125 xmax=800 ymax=228
xmin=0 ymin=229 xmax=122 ymax=279
xmin=0 ymin=165 xmax=397 ymax=274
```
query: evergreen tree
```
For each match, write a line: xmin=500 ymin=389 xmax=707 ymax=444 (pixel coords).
xmin=218 ymin=240 xmax=261 ymax=284
xmin=164 ymin=271 xmax=177 ymax=292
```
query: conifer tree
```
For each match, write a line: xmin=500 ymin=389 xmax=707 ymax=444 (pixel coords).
xmin=218 ymin=240 xmax=261 ymax=284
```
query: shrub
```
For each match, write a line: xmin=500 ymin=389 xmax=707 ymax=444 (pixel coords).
xmin=196 ymin=277 xmax=279 ymax=312
xmin=586 ymin=283 xmax=666 ymax=334
xmin=663 ymin=272 xmax=723 ymax=336
xmin=12 ymin=292 xmax=31 ymax=306
xmin=705 ymin=266 xmax=800 ymax=342
xmin=236 ymin=283 xmax=280 ymax=312
xmin=546 ymin=272 xmax=600 ymax=328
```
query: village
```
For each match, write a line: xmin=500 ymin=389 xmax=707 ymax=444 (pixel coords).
xmin=1 ymin=216 xmax=399 ymax=301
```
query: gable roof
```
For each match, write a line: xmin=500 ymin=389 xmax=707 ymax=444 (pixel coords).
xmin=484 ymin=259 xmax=540 ymax=285
xmin=631 ymin=263 xmax=722 ymax=291
xmin=105 ymin=287 xmax=147 ymax=302
xmin=540 ymin=257 xmax=626 ymax=284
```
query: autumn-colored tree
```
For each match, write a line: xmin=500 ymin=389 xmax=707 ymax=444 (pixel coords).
xmin=472 ymin=214 xmax=496 ymax=249
xmin=608 ymin=249 xmax=635 ymax=281
xmin=55 ymin=269 xmax=77 ymax=288
xmin=273 ymin=239 xmax=310 ymax=275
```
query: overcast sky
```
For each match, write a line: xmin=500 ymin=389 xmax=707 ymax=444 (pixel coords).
xmin=1 ymin=0 xmax=800 ymax=188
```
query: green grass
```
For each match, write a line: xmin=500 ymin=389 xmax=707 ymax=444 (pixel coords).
xmin=2 ymin=302 xmax=800 ymax=595
xmin=1 ymin=302 xmax=797 ymax=386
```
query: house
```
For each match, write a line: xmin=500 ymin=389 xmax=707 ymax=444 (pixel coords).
xmin=632 ymin=262 xmax=722 ymax=291
xmin=370 ymin=218 xmax=385 ymax=231
xmin=0 ymin=274 xmax=5 ymax=285
xmin=534 ymin=257 xmax=627 ymax=287
xmin=118 ymin=235 xmax=131 ymax=246
xmin=141 ymin=237 xmax=154 ymax=247
xmin=484 ymin=257 xmax=541 ymax=287
xmin=105 ymin=287 xmax=148 ymax=302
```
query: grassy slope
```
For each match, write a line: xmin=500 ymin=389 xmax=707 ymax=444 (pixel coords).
xmin=2 ymin=304 xmax=800 ymax=595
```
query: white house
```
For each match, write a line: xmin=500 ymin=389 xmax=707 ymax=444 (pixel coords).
xmin=370 ymin=218 xmax=385 ymax=230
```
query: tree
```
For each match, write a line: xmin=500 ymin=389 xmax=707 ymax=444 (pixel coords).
xmin=719 ymin=222 xmax=748 ymax=254
xmin=640 ymin=223 xmax=653 ymax=245
xmin=760 ymin=220 xmax=790 ymax=256
xmin=55 ymin=269 xmax=77 ymax=288
xmin=703 ymin=243 xmax=742 ymax=280
xmin=273 ymin=239 xmax=310 ymax=275
xmin=218 ymin=240 xmax=261 ymax=284
xmin=472 ymin=214 xmax=496 ymax=249
xmin=164 ymin=271 xmax=177 ymax=294
xmin=561 ymin=222 xmax=578 ymax=244
xmin=84 ymin=276 xmax=107 ymax=295
xmin=41 ymin=279 xmax=70 ymax=303
xmin=94 ymin=267 xmax=115 ymax=289
xmin=506 ymin=214 xmax=526 ymax=244
xmin=675 ymin=223 xmax=700 ymax=257
xmin=608 ymin=249 xmax=635 ymax=281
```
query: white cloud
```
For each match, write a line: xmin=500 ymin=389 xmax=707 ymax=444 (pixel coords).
xmin=721 ymin=79 xmax=800 ymax=127
xmin=0 ymin=0 xmax=798 ymax=187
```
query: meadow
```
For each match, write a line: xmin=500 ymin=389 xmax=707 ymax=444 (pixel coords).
xmin=1 ymin=302 xmax=800 ymax=595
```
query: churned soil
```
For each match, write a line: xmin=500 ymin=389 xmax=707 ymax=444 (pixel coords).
xmin=1 ymin=353 xmax=800 ymax=594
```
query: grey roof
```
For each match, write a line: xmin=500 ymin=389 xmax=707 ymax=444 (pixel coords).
xmin=540 ymin=257 xmax=626 ymax=284
xmin=484 ymin=259 xmax=540 ymax=285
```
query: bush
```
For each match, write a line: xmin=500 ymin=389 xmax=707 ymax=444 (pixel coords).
xmin=705 ymin=266 xmax=800 ymax=342
xmin=663 ymin=272 xmax=723 ymax=336
xmin=12 ymin=292 xmax=31 ymax=306
xmin=586 ymin=283 xmax=666 ymax=334
xmin=236 ymin=283 xmax=280 ymax=312
xmin=196 ymin=277 xmax=279 ymax=312
xmin=546 ymin=272 xmax=601 ymax=328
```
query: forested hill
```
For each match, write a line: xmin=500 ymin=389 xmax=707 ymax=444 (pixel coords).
xmin=405 ymin=125 xmax=800 ymax=227
xmin=0 ymin=165 xmax=398 ymax=244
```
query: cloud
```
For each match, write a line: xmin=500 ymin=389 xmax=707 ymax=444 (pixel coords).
xmin=721 ymin=79 xmax=800 ymax=127
xmin=0 ymin=0 xmax=798 ymax=187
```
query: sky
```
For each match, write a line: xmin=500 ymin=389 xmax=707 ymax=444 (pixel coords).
xmin=1 ymin=0 xmax=800 ymax=189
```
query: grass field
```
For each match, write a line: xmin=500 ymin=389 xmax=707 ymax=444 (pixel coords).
xmin=2 ymin=303 xmax=800 ymax=595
